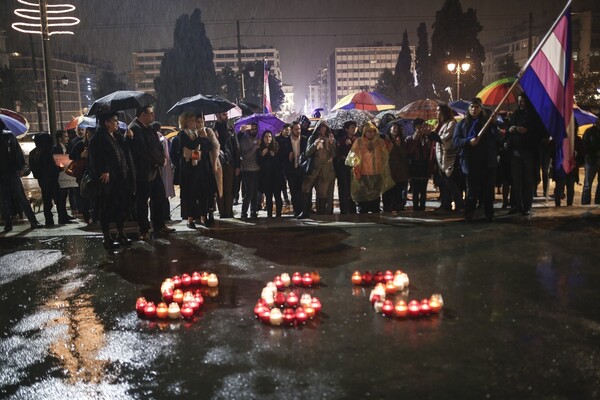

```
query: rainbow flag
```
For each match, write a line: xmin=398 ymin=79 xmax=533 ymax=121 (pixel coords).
xmin=520 ymin=2 xmax=574 ymax=173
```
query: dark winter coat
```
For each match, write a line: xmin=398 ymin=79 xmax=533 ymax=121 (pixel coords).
xmin=128 ymin=118 xmax=165 ymax=183
xmin=453 ymin=117 xmax=501 ymax=175
xmin=214 ymin=120 xmax=240 ymax=169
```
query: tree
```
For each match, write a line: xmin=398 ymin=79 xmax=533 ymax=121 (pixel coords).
xmin=496 ymin=54 xmax=520 ymax=78
xmin=0 ymin=66 xmax=34 ymax=111
xmin=430 ymin=0 xmax=485 ymax=101
xmin=374 ymin=68 xmax=396 ymax=101
xmin=93 ymin=70 xmax=126 ymax=99
xmin=414 ymin=22 xmax=433 ymax=99
xmin=574 ymin=72 xmax=600 ymax=108
xmin=393 ymin=29 xmax=415 ymax=106
xmin=154 ymin=8 xmax=218 ymax=121
xmin=241 ymin=60 xmax=285 ymax=112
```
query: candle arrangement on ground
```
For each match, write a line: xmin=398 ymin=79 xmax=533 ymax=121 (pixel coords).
xmin=354 ymin=269 xmax=444 ymax=319
xmin=254 ymin=272 xmax=323 ymax=327
xmin=135 ymin=271 xmax=219 ymax=323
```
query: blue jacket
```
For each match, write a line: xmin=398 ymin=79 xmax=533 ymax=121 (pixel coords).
xmin=453 ymin=117 xmax=501 ymax=175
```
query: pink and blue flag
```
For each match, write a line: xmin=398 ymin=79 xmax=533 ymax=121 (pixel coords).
xmin=520 ymin=5 xmax=574 ymax=173
xmin=263 ymin=59 xmax=272 ymax=114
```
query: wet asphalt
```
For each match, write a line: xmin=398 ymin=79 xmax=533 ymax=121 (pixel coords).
xmin=1 ymin=187 xmax=600 ymax=398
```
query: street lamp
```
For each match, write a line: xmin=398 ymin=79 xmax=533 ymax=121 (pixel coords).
xmin=447 ymin=61 xmax=471 ymax=101
xmin=56 ymin=74 xmax=68 ymax=130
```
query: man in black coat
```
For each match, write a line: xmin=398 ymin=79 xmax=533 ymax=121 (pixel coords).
xmin=280 ymin=121 xmax=308 ymax=217
xmin=30 ymin=133 xmax=62 ymax=226
xmin=213 ymin=111 xmax=240 ymax=218
xmin=0 ymin=121 xmax=43 ymax=232
xmin=128 ymin=105 xmax=174 ymax=239
xmin=52 ymin=130 xmax=77 ymax=224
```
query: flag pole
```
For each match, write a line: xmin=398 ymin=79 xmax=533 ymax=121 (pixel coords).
xmin=477 ymin=0 xmax=573 ymax=137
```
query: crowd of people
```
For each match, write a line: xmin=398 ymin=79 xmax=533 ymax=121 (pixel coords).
xmin=1 ymin=98 xmax=599 ymax=248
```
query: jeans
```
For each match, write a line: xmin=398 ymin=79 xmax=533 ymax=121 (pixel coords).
xmin=241 ymin=170 xmax=260 ymax=216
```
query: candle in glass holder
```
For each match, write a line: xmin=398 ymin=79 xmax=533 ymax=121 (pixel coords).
xmin=373 ymin=300 xmax=384 ymax=313
xmin=383 ymin=270 xmax=394 ymax=283
xmin=274 ymin=292 xmax=286 ymax=307
xmin=261 ymin=287 xmax=275 ymax=301
xmin=183 ymin=291 xmax=195 ymax=304
xmin=373 ymin=271 xmax=384 ymax=283
xmin=394 ymin=300 xmax=408 ymax=318
xmin=144 ymin=302 xmax=157 ymax=319
xmin=161 ymin=279 xmax=175 ymax=293
xmin=162 ymin=288 xmax=174 ymax=303
xmin=385 ymin=281 xmax=398 ymax=295
xmin=351 ymin=271 xmax=362 ymax=285
xmin=392 ymin=274 xmax=405 ymax=291
xmin=310 ymin=297 xmax=322 ymax=314
xmin=259 ymin=309 xmax=271 ymax=323
xmin=172 ymin=275 xmax=182 ymax=289
xmin=191 ymin=271 xmax=202 ymax=286
xmin=173 ymin=289 xmax=184 ymax=304
xmin=180 ymin=303 xmax=194 ymax=319
xmin=168 ymin=302 xmax=181 ymax=319
xmin=156 ymin=302 xmax=169 ymax=319
xmin=300 ymin=293 xmax=312 ymax=308
xmin=400 ymin=273 xmax=410 ymax=288
xmin=254 ymin=301 xmax=268 ymax=316
xmin=269 ymin=308 xmax=283 ymax=326
xmin=201 ymin=272 xmax=209 ymax=286
xmin=310 ymin=271 xmax=321 ymax=285
xmin=382 ymin=300 xmax=395 ymax=317
xmin=280 ymin=273 xmax=291 ymax=287
xmin=292 ymin=272 xmax=302 ymax=286
xmin=302 ymin=273 xmax=313 ymax=287
xmin=295 ymin=307 xmax=308 ymax=324
xmin=429 ymin=294 xmax=443 ymax=313
xmin=207 ymin=273 xmax=219 ymax=287
xmin=286 ymin=292 xmax=299 ymax=308
xmin=181 ymin=273 xmax=192 ymax=287
xmin=266 ymin=282 xmax=278 ymax=296
xmin=194 ymin=292 xmax=204 ymax=307
xmin=283 ymin=308 xmax=295 ymax=325
xmin=273 ymin=276 xmax=284 ymax=291
xmin=408 ymin=300 xmax=420 ymax=317
xmin=263 ymin=295 xmax=275 ymax=308
xmin=188 ymin=299 xmax=200 ymax=313
xmin=362 ymin=271 xmax=373 ymax=285
xmin=420 ymin=299 xmax=431 ymax=315
xmin=305 ymin=306 xmax=316 ymax=319
xmin=135 ymin=297 xmax=147 ymax=317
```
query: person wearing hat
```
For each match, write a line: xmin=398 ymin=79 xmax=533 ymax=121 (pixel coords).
xmin=453 ymin=99 xmax=501 ymax=221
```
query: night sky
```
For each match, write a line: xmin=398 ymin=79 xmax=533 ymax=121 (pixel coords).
xmin=1 ymin=0 xmax=577 ymax=107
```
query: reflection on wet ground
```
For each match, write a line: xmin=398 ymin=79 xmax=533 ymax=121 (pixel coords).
xmin=1 ymin=216 xmax=600 ymax=399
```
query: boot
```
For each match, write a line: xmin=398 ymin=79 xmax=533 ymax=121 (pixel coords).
xmin=103 ymin=231 xmax=120 ymax=250
xmin=275 ymin=203 xmax=282 ymax=218
xmin=116 ymin=229 xmax=132 ymax=246
xmin=316 ymin=198 xmax=327 ymax=215
xmin=296 ymin=193 xmax=312 ymax=219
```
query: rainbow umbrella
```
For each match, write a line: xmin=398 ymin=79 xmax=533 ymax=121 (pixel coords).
xmin=397 ymin=99 xmax=443 ymax=120
xmin=476 ymin=77 xmax=522 ymax=107
xmin=332 ymin=91 xmax=395 ymax=112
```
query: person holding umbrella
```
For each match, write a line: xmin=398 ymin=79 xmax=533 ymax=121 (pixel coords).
xmin=128 ymin=105 xmax=175 ymax=239
xmin=176 ymin=112 xmax=202 ymax=228
xmin=0 ymin=120 xmax=44 ymax=232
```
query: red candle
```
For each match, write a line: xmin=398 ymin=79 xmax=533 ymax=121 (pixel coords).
xmin=259 ymin=309 xmax=271 ymax=323
xmin=382 ymin=300 xmax=395 ymax=317
xmin=302 ymin=273 xmax=313 ymax=287
xmin=395 ymin=300 xmax=408 ymax=318
xmin=274 ymin=292 xmax=286 ymax=307
xmin=274 ymin=276 xmax=284 ymax=291
xmin=295 ymin=307 xmax=308 ymax=324
xmin=373 ymin=271 xmax=384 ymax=283
xmin=181 ymin=273 xmax=192 ymax=287
xmin=351 ymin=271 xmax=362 ymax=285
xmin=362 ymin=271 xmax=373 ymax=285
xmin=180 ymin=303 xmax=194 ymax=319
xmin=191 ymin=271 xmax=202 ymax=286
xmin=420 ymin=299 xmax=431 ymax=316
xmin=408 ymin=300 xmax=421 ymax=317
xmin=156 ymin=302 xmax=169 ymax=319
xmin=283 ymin=308 xmax=296 ymax=325
xmin=370 ymin=293 xmax=381 ymax=305
xmin=305 ymin=306 xmax=316 ymax=319
xmin=162 ymin=288 xmax=174 ymax=303
xmin=194 ymin=293 xmax=204 ymax=307
xmin=188 ymin=299 xmax=200 ymax=313
xmin=136 ymin=297 xmax=147 ymax=317
xmin=310 ymin=271 xmax=321 ymax=285
xmin=286 ymin=292 xmax=299 ymax=308
xmin=383 ymin=270 xmax=394 ymax=283
xmin=310 ymin=297 xmax=322 ymax=314
xmin=385 ymin=281 xmax=397 ymax=295
xmin=144 ymin=302 xmax=157 ymax=319
xmin=172 ymin=275 xmax=182 ymax=289
xmin=254 ymin=302 xmax=268 ymax=316
xmin=292 ymin=272 xmax=302 ymax=286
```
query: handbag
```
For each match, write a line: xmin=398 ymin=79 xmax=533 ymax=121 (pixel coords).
xmin=65 ymin=159 xmax=86 ymax=179
xmin=79 ymin=172 xmax=101 ymax=199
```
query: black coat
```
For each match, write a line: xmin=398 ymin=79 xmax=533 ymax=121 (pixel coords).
xmin=0 ymin=133 xmax=26 ymax=178
xmin=30 ymin=133 xmax=59 ymax=183
xmin=453 ymin=117 xmax=501 ymax=175
xmin=214 ymin=121 xmax=240 ymax=169
xmin=129 ymin=118 xmax=164 ymax=183
xmin=258 ymin=145 xmax=285 ymax=193
xmin=279 ymin=135 xmax=307 ymax=177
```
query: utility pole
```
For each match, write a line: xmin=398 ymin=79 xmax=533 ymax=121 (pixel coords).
xmin=236 ymin=20 xmax=244 ymax=100
xmin=29 ymin=35 xmax=44 ymax=131
xmin=528 ymin=12 xmax=533 ymax=58
xmin=40 ymin=0 xmax=57 ymax=134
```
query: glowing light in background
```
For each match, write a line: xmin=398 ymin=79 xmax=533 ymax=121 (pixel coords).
xmin=12 ymin=0 xmax=80 ymax=36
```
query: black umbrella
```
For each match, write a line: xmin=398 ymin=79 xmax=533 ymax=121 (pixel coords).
xmin=167 ymin=94 xmax=236 ymax=115
xmin=87 ymin=90 xmax=156 ymax=116
xmin=238 ymin=101 xmax=262 ymax=116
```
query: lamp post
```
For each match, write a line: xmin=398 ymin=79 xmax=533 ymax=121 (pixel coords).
xmin=56 ymin=74 xmax=68 ymax=130
xmin=447 ymin=61 xmax=471 ymax=101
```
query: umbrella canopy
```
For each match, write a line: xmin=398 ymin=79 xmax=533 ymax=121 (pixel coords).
xmin=382 ymin=118 xmax=415 ymax=138
xmin=205 ymin=105 xmax=243 ymax=122
xmin=476 ymin=77 xmax=522 ymax=107
xmin=323 ymin=109 xmax=373 ymax=130
xmin=77 ymin=116 xmax=127 ymax=131
xmin=0 ymin=113 xmax=28 ymax=136
xmin=449 ymin=100 xmax=470 ymax=116
xmin=574 ymin=107 xmax=597 ymax=126
xmin=167 ymin=94 xmax=236 ymax=115
xmin=65 ymin=115 xmax=85 ymax=130
xmin=332 ymin=91 xmax=395 ymax=112
xmin=238 ymin=101 xmax=262 ymax=116
xmin=233 ymin=113 xmax=285 ymax=135
xmin=397 ymin=99 xmax=443 ymax=120
xmin=88 ymin=90 xmax=156 ymax=116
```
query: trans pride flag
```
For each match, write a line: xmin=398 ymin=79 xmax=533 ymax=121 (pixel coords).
xmin=263 ymin=59 xmax=272 ymax=114
xmin=520 ymin=2 xmax=575 ymax=173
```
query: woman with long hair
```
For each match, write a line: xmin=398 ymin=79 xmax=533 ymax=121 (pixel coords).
xmin=176 ymin=112 xmax=201 ymax=228
xmin=195 ymin=114 xmax=220 ymax=226
xmin=258 ymin=130 xmax=284 ymax=217
xmin=453 ymin=99 xmax=501 ymax=221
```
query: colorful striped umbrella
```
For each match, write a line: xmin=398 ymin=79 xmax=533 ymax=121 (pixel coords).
xmin=476 ymin=77 xmax=522 ymax=107
xmin=397 ymin=99 xmax=443 ymax=120
xmin=331 ymin=91 xmax=395 ymax=112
